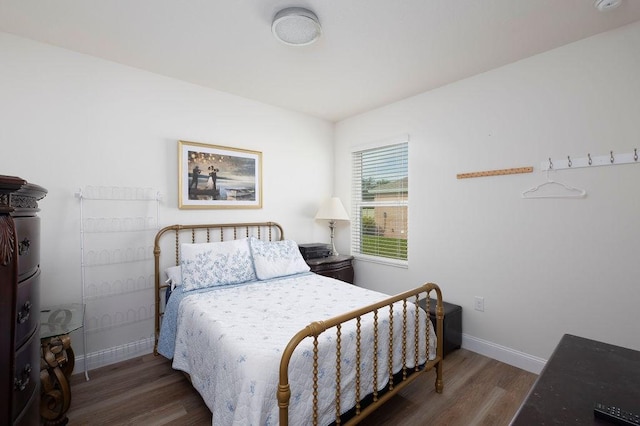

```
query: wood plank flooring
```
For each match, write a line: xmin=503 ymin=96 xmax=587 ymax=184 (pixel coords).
xmin=67 ymin=348 xmax=537 ymax=425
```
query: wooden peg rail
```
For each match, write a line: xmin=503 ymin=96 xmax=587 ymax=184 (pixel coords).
xmin=457 ymin=166 xmax=533 ymax=179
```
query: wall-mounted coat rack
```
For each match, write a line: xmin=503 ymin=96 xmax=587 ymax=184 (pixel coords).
xmin=541 ymin=149 xmax=639 ymax=171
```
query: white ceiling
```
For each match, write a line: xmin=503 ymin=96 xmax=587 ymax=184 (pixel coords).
xmin=1 ymin=0 xmax=640 ymax=122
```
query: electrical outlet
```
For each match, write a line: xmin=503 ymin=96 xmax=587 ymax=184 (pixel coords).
xmin=474 ymin=296 xmax=485 ymax=312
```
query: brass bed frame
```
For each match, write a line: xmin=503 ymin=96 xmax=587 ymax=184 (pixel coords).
xmin=153 ymin=222 xmax=444 ymax=425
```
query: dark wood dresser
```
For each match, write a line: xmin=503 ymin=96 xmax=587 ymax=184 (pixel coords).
xmin=511 ymin=334 xmax=640 ymax=425
xmin=305 ymin=255 xmax=354 ymax=284
xmin=0 ymin=175 xmax=47 ymax=426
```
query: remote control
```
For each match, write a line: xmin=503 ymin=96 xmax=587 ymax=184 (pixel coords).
xmin=594 ymin=402 xmax=640 ymax=425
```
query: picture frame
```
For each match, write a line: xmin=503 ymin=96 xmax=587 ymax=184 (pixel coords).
xmin=178 ymin=140 xmax=262 ymax=209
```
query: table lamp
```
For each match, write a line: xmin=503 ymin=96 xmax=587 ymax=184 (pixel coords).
xmin=315 ymin=197 xmax=350 ymax=256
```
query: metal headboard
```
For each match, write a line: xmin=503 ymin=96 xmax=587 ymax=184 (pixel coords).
xmin=152 ymin=221 xmax=284 ymax=354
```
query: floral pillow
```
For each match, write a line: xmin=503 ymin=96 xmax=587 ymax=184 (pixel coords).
xmin=249 ymin=237 xmax=310 ymax=280
xmin=180 ymin=238 xmax=256 ymax=291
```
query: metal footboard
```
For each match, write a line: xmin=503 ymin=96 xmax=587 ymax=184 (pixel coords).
xmin=278 ymin=283 xmax=444 ymax=425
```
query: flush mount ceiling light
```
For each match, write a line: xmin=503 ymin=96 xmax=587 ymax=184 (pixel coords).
xmin=594 ymin=0 xmax=622 ymax=12
xmin=272 ymin=7 xmax=321 ymax=46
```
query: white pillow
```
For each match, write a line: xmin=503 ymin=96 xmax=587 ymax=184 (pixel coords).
xmin=164 ymin=265 xmax=182 ymax=290
xmin=180 ymin=238 xmax=256 ymax=291
xmin=249 ymin=237 xmax=310 ymax=280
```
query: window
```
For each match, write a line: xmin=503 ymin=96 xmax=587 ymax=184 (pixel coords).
xmin=351 ymin=139 xmax=408 ymax=264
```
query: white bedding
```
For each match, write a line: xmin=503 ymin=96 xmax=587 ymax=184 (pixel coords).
xmin=170 ymin=273 xmax=436 ymax=426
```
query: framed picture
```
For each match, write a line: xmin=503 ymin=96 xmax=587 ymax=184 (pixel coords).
xmin=178 ymin=140 xmax=262 ymax=209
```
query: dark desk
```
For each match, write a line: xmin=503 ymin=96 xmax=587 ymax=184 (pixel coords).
xmin=511 ymin=334 xmax=640 ymax=424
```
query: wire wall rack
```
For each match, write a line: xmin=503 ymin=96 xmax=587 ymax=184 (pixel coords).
xmin=75 ymin=186 xmax=161 ymax=380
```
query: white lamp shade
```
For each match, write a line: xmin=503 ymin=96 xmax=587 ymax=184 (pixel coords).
xmin=315 ymin=197 xmax=350 ymax=221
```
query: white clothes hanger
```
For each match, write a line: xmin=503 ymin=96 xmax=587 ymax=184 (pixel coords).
xmin=521 ymin=166 xmax=587 ymax=199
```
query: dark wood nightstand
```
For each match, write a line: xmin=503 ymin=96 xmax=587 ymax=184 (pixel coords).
xmin=418 ymin=299 xmax=462 ymax=358
xmin=305 ymin=255 xmax=354 ymax=284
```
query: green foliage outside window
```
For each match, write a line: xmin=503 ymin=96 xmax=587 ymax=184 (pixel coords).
xmin=361 ymin=235 xmax=408 ymax=260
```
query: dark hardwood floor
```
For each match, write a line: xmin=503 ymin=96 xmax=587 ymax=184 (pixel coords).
xmin=67 ymin=348 xmax=537 ymax=425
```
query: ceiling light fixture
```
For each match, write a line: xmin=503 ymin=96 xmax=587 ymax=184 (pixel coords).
xmin=272 ymin=7 xmax=321 ymax=46
xmin=594 ymin=0 xmax=622 ymax=12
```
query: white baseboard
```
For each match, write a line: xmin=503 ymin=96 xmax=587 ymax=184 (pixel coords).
xmin=72 ymin=337 xmax=155 ymax=377
xmin=461 ymin=333 xmax=546 ymax=375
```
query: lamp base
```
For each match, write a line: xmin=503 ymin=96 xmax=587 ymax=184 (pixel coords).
xmin=328 ymin=220 xmax=338 ymax=256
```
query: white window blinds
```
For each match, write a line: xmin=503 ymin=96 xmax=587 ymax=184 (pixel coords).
xmin=351 ymin=140 xmax=408 ymax=263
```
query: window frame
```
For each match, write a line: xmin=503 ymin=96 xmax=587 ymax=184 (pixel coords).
xmin=350 ymin=135 xmax=409 ymax=267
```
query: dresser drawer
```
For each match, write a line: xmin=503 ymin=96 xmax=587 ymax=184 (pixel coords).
xmin=13 ymin=217 xmax=40 ymax=279
xmin=15 ymin=269 xmax=40 ymax=349
xmin=12 ymin=330 xmax=39 ymax=421
xmin=13 ymin=385 xmax=39 ymax=426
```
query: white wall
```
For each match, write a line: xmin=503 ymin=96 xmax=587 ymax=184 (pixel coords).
xmin=4 ymin=20 xmax=640 ymax=374
xmin=0 ymin=32 xmax=334 ymax=365
xmin=334 ymin=21 xmax=640 ymax=371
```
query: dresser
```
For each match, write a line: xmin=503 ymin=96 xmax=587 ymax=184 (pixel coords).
xmin=511 ymin=334 xmax=640 ymax=425
xmin=305 ymin=255 xmax=354 ymax=284
xmin=0 ymin=175 xmax=47 ymax=426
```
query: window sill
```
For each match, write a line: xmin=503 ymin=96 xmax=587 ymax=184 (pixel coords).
xmin=353 ymin=254 xmax=408 ymax=269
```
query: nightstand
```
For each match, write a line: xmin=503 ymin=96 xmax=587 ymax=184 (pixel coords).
xmin=418 ymin=299 xmax=462 ymax=358
xmin=305 ymin=255 xmax=354 ymax=284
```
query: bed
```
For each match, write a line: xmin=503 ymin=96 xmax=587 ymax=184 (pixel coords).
xmin=153 ymin=222 xmax=444 ymax=425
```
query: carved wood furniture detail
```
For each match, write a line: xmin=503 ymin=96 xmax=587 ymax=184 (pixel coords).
xmin=40 ymin=335 xmax=73 ymax=425
xmin=38 ymin=303 xmax=84 ymax=426
xmin=0 ymin=175 xmax=47 ymax=426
